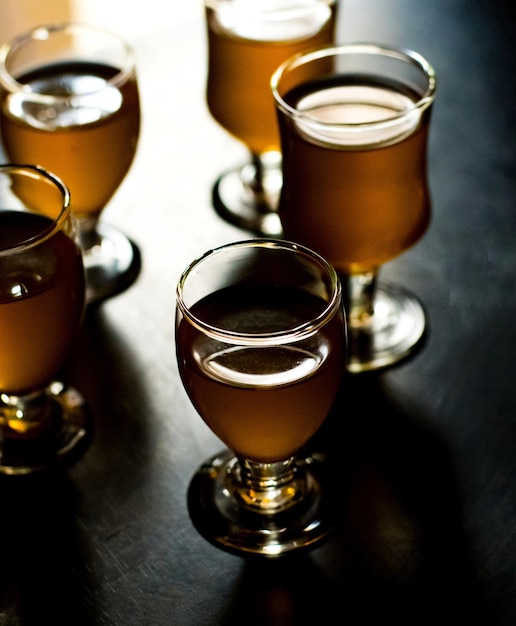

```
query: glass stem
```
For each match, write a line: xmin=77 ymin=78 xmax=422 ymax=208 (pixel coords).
xmin=0 ymin=390 xmax=58 ymax=440
xmin=77 ymin=215 xmax=101 ymax=254
xmin=250 ymin=152 xmax=266 ymax=197
xmin=232 ymin=456 xmax=307 ymax=514
xmin=241 ymin=151 xmax=283 ymax=214
xmin=345 ymin=270 xmax=378 ymax=329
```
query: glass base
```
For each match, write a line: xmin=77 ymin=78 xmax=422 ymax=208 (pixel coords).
xmin=347 ymin=282 xmax=426 ymax=373
xmin=0 ymin=382 xmax=92 ymax=475
xmin=187 ymin=449 xmax=338 ymax=558
xmin=212 ymin=156 xmax=283 ymax=237
xmin=82 ymin=222 xmax=141 ymax=305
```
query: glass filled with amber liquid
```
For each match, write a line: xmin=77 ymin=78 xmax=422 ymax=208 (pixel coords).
xmin=0 ymin=23 xmax=141 ymax=304
xmin=176 ymin=239 xmax=346 ymax=556
xmin=272 ymin=44 xmax=437 ymax=372
xmin=0 ymin=164 xmax=91 ymax=474
xmin=205 ymin=0 xmax=338 ymax=236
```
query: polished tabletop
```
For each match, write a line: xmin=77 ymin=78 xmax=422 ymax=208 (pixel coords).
xmin=1 ymin=0 xmax=515 ymax=624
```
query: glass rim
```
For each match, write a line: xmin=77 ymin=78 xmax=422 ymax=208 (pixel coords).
xmin=0 ymin=22 xmax=136 ymax=102
xmin=271 ymin=42 xmax=437 ymax=128
xmin=204 ymin=0 xmax=336 ymax=10
xmin=0 ymin=163 xmax=72 ymax=257
xmin=176 ymin=238 xmax=342 ymax=345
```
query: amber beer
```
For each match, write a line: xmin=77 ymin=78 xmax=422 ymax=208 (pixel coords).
xmin=276 ymin=77 xmax=433 ymax=274
xmin=0 ymin=62 xmax=140 ymax=220
xmin=0 ymin=211 xmax=85 ymax=394
xmin=176 ymin=284 xmax=343 ymax=463
xmin=206 ymin=0 xmax=337 ymax=155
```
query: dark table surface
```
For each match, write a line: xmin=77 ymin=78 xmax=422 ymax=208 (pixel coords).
xmin=1 ymin=0 xmax=515 ymax=624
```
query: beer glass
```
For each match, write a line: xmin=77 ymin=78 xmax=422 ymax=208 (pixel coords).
xmin=176 ymin=239 xmax=345 ymax=556
xmin=0 ymin=23 xmax=141 ymax=304
xmin=272 ymin=44 xmax=437 ymax=372
xmin=205 ymin=0 xmax=338 ymax=236
xmin=0 ymin=164 xmax=90 ymax=474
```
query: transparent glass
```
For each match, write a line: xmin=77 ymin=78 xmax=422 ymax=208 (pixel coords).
xmin=0 ymin=23 xmax=142 ymax=304
xmin=205 ymin=0 xmax=338 ymax=236
xmin=176 ymin=239 xmax=346 ymax=556
xmin=272 ymin=43 xmax=437 ymax=372
xmin=0 ymin=164 xmax=91 ymax=474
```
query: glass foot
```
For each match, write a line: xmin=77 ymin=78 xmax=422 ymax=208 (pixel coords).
xmin=83 ymin=222 xmax=141 ymax=305
xmin=346 ymin=282 xmax=426 ymax=373
xmin=0 ymin=382 xmax=92 ymax=475
xmin=212 ymin=155 xmax=283 ymax=237
xmin=187 ymin=449 xmax=338 ymax=558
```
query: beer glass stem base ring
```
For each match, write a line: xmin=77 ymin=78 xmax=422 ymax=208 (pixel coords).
xmin=0 ymin=381 xmax=92 ymax=476
xmin=187 ymin=449 xmax=339 ymax=558
xmin=346 ymin=278 xmax=427 ymax=373
xmin=80 ymin=221 xmax=142 ymax=305
xmin=212 ymin=152 xmax=283 ymax=237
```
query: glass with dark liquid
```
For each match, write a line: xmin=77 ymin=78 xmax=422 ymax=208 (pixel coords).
xmin=272 ymin=44 xmax=437 ymax=372
xmin=205 ymin=0 xmax=338 ymax=236
xmin=176 ymin=239 xmax=346 ymax=556
xmin=0 ymin=164 xmax=91 ymax=474
xmin=0 ymin=23 xmax=141 ymax=304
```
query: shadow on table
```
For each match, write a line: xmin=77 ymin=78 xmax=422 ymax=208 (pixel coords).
xmin=0 ymin=305 xmax=154 ymax=624
xmin=0 ymin=472 xmax=97 ymax=625
xmin=63 ymin=305 xmax=155 ymax=466
xmin=219 ymin=373 xmax=491 ymax=626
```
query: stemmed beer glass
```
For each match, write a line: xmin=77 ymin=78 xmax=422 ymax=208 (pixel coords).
xmin=272 ymin=44 xmax=437 ymax=372
xmin=176 ymin=239 xmax=346 ymax=556
xmin=205 ymin=0 xmax=338 ymax=236
xmin=0 ymin=164 xmax=91 ymax=474
xmin=0 ymin=23 xmax=141 ymax=304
